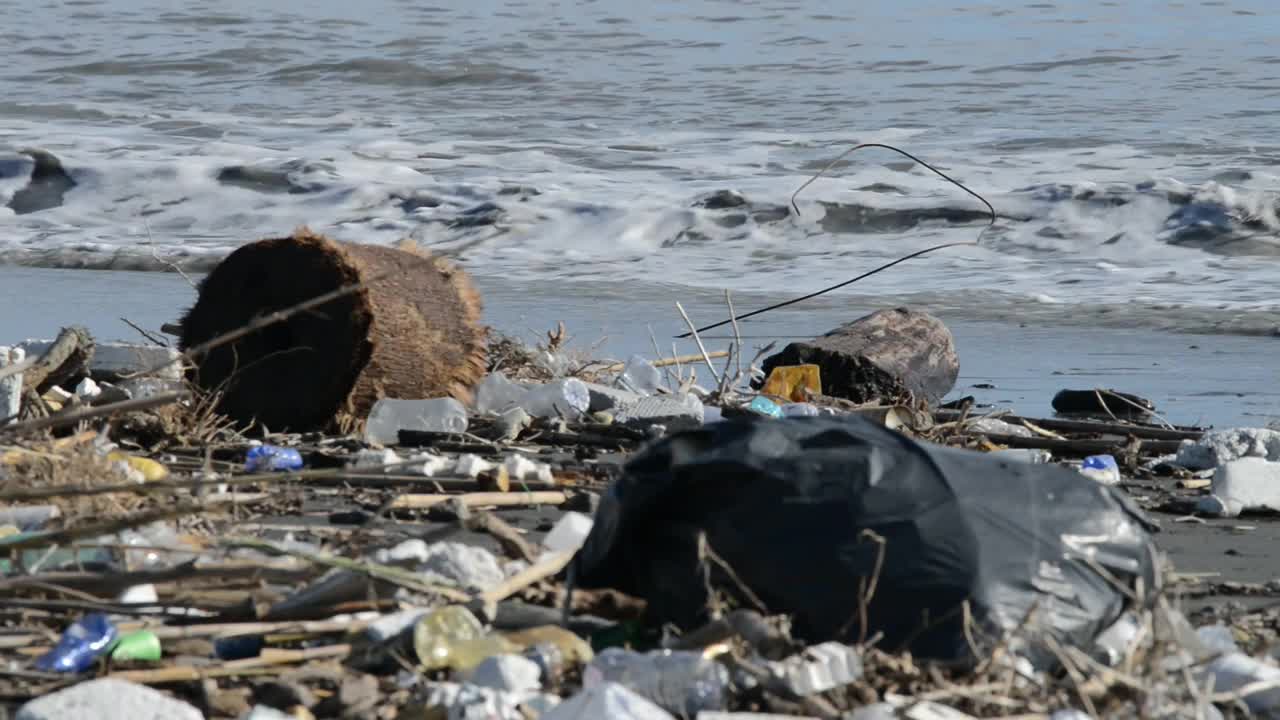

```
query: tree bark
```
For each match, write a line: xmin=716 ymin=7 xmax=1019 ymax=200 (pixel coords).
xmin=179 ymin=229 xmax=487 ymax=431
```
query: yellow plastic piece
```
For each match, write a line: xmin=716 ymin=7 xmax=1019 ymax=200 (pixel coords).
xmin=107 ymin=452 xmax=170 ymax=482
xmin=761 ymin=364 xmax=822 ymax=402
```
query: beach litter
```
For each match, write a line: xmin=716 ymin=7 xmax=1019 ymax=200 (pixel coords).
xmin=0 ymin=272 xmax=1266 ymax=719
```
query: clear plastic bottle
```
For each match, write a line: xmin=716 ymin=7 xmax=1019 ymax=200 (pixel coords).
xmin=518 ymin=378 xmax=590 ymax=419
xmin=583 ymin=648 xmax=729 ymax=716
xmin=617 ymin=355 xmax=662 ymax=396
xmin=364 ymin=397 xmax=468 ymax=445
xmin=474 ymin=372 xmax=529 ymax=415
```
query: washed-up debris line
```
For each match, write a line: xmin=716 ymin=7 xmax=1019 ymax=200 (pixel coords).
xmin=4 ymin=309 xmax=1280 ymax=720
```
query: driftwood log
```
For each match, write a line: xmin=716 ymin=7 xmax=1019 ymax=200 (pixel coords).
xmin=179 ymin=229 xmax=487 ymax=430
xmin=762 ymin=307 xmax=959 ymax=406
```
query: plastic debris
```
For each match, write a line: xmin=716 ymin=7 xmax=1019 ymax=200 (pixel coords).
xmin=1080 ymin=454 xmax=1121 ymax=485
xmin=770 ymin=642 xmax=863 ymax=695
xmin=968 ymin=417 xmax=1034 ymax=439
xmin=761 ymin=363 xmax=822 ymax=402
xmin=110 ymin=631 xmax=162 ymax=662
xmin=583 ymin=648 xmax=729 ymax=716
xmin=542 ymin=512 xmax=594 ymax=554
xmin=781 ymin=402 xmax=821 ymax=418
xmin=1176 ymin=427 xmax=1280 ymax=470
xmin=1196 ymin=457 xmax=1280 ymax=517
xmin=348 ymin=447 xmax=401 ymax=470
xmin=616 ymin=394 xmax=704 ymax=430
xmin=244 ymin=444 xmax=304 ymax=473
xmin=475 ymin=372 xmax=529 ymax=415
xmin=574 ymin=415 xmax=1158 ymax=667
xmin=106 ymin=451 xmax=169 ymax=482
xmin=502 ymin=454 xmax=555 ymax=484
xmin=117 ymin=583 xmax=159 ymax=605
xmin=420 ymin=681 xmax=527 ymax=720
xmin=34 ymin=613 xmax=119 ymax=673
xmin=1198 ymin=624 xmax=1280 ymax=715
xmin=519 ymin=378 xmax=591 ymax=419
xmin=365 ymin=397 xmax=469 ymax=445
xmin=465 ymin=654 xmax=543 ymax=693
xmin=15 ymin=678 xmax=203 ymax=720
xmin=584 ymin=382 xmax=643 ymax=413
xmin=495 ymin=407 xmax=532 ymax=441
xmin=616 ymin=355 xmax=663 ymax=396
xmin=421 ymin=542 xmax=506 ymax=592
xmin=543 ymin=682 xmax=676 ymax=720
xmin=747 ymin=396 xmax=783 ymax=418
xmin=503 ymin=625 xmax=595 ymax=667
xmin=414 ymin=606 xmax=518 ymax=672
xmin=991 ymin=448 xmax=1053 ymax=464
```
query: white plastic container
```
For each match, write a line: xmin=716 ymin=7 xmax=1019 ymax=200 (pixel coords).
xmin=364 ymin=397 xmax=468 ymax=445
xmin=616 ymin=355 xmax=662 ymax=396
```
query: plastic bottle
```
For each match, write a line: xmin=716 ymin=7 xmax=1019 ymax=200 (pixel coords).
xmin=519 ymin=378 xmax=590 ymax=419
xmin=474 ymin=372 xmax=529 ymax=415
xmin=34 ymin=613 xmax=118 ymax=673
xmin=364 ymin=397 xmax=468 ymax=445
xmin=413 ymin=606 xmax=486 ymax=670
xmin=616 ymin=355 xmax=662 ymax=396
xmin=583 ymin=648 xmax=730 ymax=716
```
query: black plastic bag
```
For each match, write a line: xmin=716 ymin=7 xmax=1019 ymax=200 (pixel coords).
xmin=572 ymin=415 xmax=1159 ymax=663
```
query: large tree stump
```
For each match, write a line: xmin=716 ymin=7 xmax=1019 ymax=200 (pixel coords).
xmin=761 ymin=307 xmax=958 ymax=407
xmin=179 ymin=229 xmax=487 ymax=431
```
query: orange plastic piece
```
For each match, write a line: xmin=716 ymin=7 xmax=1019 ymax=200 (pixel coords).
xmin=761 ymin=364 xmax=822 ymax=402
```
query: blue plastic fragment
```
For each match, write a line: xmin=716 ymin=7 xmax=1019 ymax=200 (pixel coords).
xmin=1082 ymin=455 xmax=1118 ymax=472
xmin=33 ymin=613 xmax=118 ymax=673
xmin=748 ymin=396 xmax=784 ymax=418
xmin=245 ymin=445 xmax=304 ymax=473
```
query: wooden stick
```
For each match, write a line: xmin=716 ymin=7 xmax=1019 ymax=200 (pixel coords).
xmin=0 ymin=391 xmax=187 ymax=435
xmin=601 ymin=350 xmax=729 ymax=373
xmin=480 ymin=550 xmax=575 ymax=606
xmin=21 ymin=326 xmax=93 ymax=394
xmin=934 ymin=409 xmax=1203 ymax=441
xmin=390 ymin=491 xmax=567 ymax=510
xmin=978 ymin=433 xmax=1184 ymax=457
xmin=674 ymin=301 xmax=721 ymax=387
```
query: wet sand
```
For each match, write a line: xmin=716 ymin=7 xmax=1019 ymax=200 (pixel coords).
xmin=2 ymin=265 xmax=1274 ymax=428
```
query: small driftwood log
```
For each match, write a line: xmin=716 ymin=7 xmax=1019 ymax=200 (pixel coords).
xmin=762 ymin=307 xmax=959 ymax=406
xmin=178 ymin=229 xmax=487 ymax=430
xmin=22 ymin=325 xmax=94 ymax=394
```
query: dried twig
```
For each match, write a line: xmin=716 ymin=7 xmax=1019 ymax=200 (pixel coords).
xmin=675 ymin=301 xmax=721 ymax=387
